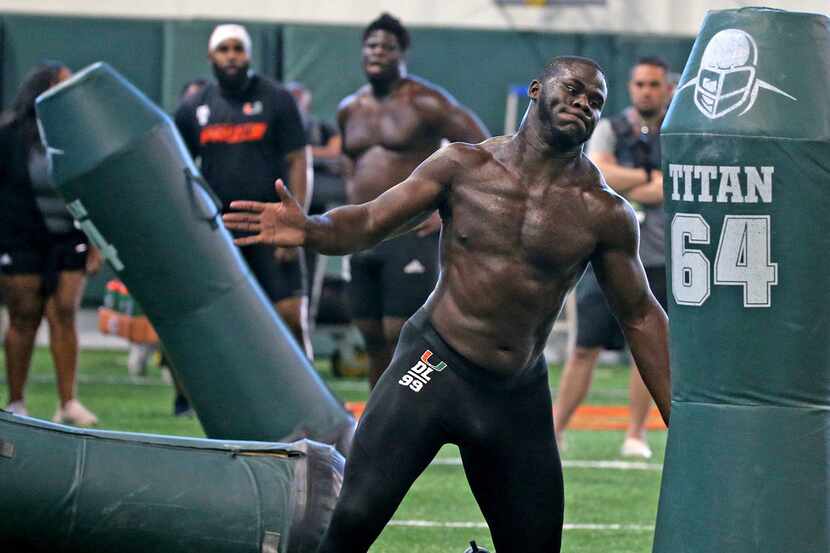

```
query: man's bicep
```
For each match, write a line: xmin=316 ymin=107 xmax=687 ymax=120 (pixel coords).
xmin=594 ymin=248 xmax=652 ymax=324
xmin=365 ymin=148 xmax=456 ymax=234
xmin=592 ymin=207 xmax=651 ymax=322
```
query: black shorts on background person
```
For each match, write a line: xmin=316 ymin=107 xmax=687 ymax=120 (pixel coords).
xmin=334 ymin=14 xmax=490 ymax=388
xmin=575 ymin=265 xmax=667 ymax=351
xmin=0 ymin=61 xmax=100 ymax=426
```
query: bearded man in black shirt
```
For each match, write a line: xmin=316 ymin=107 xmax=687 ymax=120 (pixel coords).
xmin=175 ymin=24 xmax=312 ymax=356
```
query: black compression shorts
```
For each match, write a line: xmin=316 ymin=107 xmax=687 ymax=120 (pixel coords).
xmin=348 ymin=232 xmax=439 ymax=320
xmin=318 ymin=308 xmax=563 ymax=553
xmin=575 ymin=264 xmax=667 ymax=350
xmin=0 ymin=236 xmax=89 ymax=297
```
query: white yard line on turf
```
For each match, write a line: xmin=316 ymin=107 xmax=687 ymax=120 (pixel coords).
xmin=430 ymin=458 xmax=662 ymax=471
xmin=389 ymin=520 xmax=654 ymax=531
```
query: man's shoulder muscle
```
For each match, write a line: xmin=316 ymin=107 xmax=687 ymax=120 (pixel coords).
xmin=338 ymin=86 xmax=372 ymax=112
xmin=581 ymin=162 xmax=634 ymax=221
xmin=336 ymin=87 xmax=373 ymax=126
xmin=444 ymin=139 xmax=497 ymax=169
xmin=585 ymin=177 xmax=639 ymax=251
xmin=406 ymin=76 xmax=462 ymax=117
xmin=409 ymin=141 xmax=490 ymax=188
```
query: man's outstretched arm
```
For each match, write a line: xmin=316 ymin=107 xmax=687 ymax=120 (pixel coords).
xmin=592 ymin=198 xmax=671 ymax=424
xmin=223 ymin=144 xmax=462 ymax=255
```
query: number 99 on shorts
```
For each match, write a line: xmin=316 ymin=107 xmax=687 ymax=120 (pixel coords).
xmin=671 ymin=213 xmax=778 ymax=308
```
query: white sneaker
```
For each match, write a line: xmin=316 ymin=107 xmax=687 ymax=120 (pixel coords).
xmin=5 ymin=400 xmax=28 ymax=417
xmin=53 ymin=399 xmax=98 ymax=427
xmin=127 ymin=343 xmax=156 ymax=377
xmin=160 ymin=366 xmax=173 ymax=385
xmin=620 ymin=437 xmax=652 ymax=459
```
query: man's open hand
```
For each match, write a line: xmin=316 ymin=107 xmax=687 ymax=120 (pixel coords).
xmin=223 ymin=179 xmax=308 ymax=247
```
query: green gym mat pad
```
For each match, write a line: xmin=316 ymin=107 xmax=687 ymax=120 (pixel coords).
xmin=0 ymin=410 xmax=343 ymax=552
xmin=35 ymin=63 xmax=354 ymax=453
xmin=654 ymin=7 xmax=830 ymax=553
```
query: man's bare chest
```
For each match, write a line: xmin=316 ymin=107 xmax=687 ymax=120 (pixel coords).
xmin=448 ymin=180 xmax=596 ymax=271
xmin=343 ymin=103 xmax=436 ymax=155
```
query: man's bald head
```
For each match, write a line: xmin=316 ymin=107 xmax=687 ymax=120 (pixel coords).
xmin=537 ymin=56 xmax=605 ymax=83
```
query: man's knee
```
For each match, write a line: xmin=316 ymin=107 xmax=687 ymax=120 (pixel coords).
xmin=8 ymin=310 xmax=41 ymax=334
xmin=49 ymin=301 xmax=77 ymax=327
xmin=3 ymin=284 xmax=44 ymax=332
xmin=8 ymin=299 xmax=44 ymax=333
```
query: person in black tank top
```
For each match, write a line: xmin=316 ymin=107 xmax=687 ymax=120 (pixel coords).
xmin=0 ymin=61 xmax=100 ymax=426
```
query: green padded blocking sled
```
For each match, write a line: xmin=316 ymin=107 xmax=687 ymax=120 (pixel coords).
xmin=654 ymin=8 xmax=830 ymax=553
xmin=35 ymin=63 xmax=353 ymax=452
xmin=0 ymin=411 xmax=343 ymax=552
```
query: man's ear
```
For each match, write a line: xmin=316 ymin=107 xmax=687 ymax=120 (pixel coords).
xmin=528 ymin=80 xmax=541 ymax=102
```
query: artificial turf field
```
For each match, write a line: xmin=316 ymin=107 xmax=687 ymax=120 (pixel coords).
xmin=1 ymin=347 xmax=666 ymax=553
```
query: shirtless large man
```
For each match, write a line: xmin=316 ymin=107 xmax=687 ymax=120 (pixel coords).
xmin=338 ymin=13 xmax=489 ymax=387
xmin=225 ymin=56 xmax=670 ymax=553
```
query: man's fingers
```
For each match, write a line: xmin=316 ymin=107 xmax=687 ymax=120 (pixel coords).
xmin=223 ymin=212 xmax=260 ymax=223
xmin=223 ymin=212 xmax=262 ymax=232
xmin=274 ymin=179 xmax=293 ymax=201
xmin=225 ymin=221 xmax=262 ymax=232
xmin=229 ymin=200 xmax=267 ymax=212
xmin=233 ymin=234 xmax=264 ymax=246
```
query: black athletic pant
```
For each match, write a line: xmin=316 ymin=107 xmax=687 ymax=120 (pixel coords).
xmin=318 ymin=309 xmax=564 ymax=552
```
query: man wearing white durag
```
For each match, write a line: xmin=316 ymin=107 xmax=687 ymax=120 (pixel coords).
xmin=175 ymin=24 xmax=314 ymax=357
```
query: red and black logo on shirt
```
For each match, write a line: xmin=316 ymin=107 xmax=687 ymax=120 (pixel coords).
xmin=199 ymin=122 xmax=268 ymax=145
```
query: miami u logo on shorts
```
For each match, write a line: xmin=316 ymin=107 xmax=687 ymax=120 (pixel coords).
xmin=398 ymin=350 xmax=447 ymax=392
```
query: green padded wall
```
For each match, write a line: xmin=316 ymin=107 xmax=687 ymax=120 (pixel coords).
xmin=654 ymin=7 xmax=830 ymax=553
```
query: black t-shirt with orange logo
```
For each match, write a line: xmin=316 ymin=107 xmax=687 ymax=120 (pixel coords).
xmin=174 ymin=75 xmax=307 ymax=211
